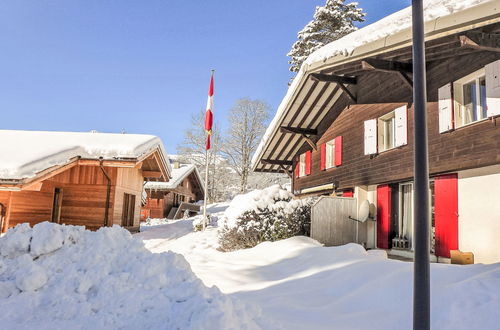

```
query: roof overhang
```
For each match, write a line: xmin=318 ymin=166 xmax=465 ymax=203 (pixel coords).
xmin=252 ymin=1 xmax=500 ymax=173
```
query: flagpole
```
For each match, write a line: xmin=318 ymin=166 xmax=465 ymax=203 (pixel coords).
xmin=202 ymin=69 xmax=215 ymax=230
xmin=202 ymin=147 xmax=209 ymax=230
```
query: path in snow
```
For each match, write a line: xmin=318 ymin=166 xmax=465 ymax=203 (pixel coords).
xmin=135 ymin=210 xmax=500 ymax=330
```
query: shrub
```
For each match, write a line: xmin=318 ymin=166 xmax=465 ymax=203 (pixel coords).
xmin=218 ymin=185 xmax=314 ymax=251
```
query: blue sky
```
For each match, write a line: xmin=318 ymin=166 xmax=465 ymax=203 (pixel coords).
xmin=0 ymin=0 xmax=410 ymax=153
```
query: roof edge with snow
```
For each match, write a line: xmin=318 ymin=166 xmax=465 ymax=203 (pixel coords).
xmin=252 ymin=0 xmax=500 ymax=172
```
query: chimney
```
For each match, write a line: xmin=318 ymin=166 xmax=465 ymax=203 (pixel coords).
xmin=173 ymin=161 xmax=180 ymax=169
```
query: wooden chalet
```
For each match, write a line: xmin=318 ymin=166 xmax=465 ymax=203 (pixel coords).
xmin=142 ymin=160 xmax=204 ymax=220
xmin=0 ymin=130 xmax=171 ymax=232
xmin=252 ymin=1 xmax=500 ymax=263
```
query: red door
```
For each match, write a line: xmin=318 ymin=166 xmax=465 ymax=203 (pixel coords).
xmin=377 ymin=185 xmax=391 ymax=249
xmin=434 ymin=174 xmax=458 ymax=258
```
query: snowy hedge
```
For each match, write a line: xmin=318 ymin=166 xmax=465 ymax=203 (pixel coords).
xmin=0 ymin=222 xmax=263 ymax=329
xmin=218 ymin=185 xmax=314 ymax=251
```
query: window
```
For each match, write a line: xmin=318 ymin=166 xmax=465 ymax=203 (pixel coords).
xmin=453 ymin=68 xmax=487 ymax=128
xmin=325 ymin=140 xmax=335 ymax=169
xmin=378 ymin=111 xmax=396 ymax=152
xmin=299 ymin=153 xmax=306 ymax=177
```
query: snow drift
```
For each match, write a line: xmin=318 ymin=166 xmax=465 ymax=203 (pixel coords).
xmin=0 ymin=222 xmax=264 ymax=330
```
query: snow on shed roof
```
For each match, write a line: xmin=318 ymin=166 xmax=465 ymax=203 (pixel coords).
xmin=144 ymin=163 xmax=202 ymax=191
xmin=252 ymin=0 xmax=499 ymax=171
xmin=0 ymin=130 xmax=170 ymax=180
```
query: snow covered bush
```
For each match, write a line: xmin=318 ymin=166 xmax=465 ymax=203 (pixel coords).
xmin=0 ymin=222 xmax=264 ymax=329
xmin=218 ymin=185 xmax=314 ymax=251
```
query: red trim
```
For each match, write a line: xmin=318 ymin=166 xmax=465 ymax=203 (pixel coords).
xmin=295 ymin=157 xmax=299 ymax=178
xmin=434 ymin=174 xmax=458 ymax=258
xmin=377 ymin=185 xmax=391 ymax=249
xmin=343 ymin=190 xmax=354 ymax=197
xmin=320 ymin=144 xmax=326 ymax=170
xmin=334 ymin=136 xmax=342 ymax=166
xmin=305 ymin=151 xmax=311 ymax=176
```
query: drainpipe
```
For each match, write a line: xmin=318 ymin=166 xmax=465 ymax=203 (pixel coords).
xmin=0 ymin=203 xmax=5 ymax=233
xmin=99 ymin=158 xmax=112 ymax=227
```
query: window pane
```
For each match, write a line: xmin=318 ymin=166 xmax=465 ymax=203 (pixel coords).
xmin=480 ymin=77 xmax=487 ymax=119
xmin=463 ymin=81 xmax=477 ymax=123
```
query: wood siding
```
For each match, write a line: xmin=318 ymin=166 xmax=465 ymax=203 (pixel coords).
xmin=0 ymin=165 xmax=145 ymax=232
xmin=294 ymin=52 xmax=500 ymax=193
xmin=142 ymin=174 xmax=203 ymax=220
xmin=295 ymin=101 xmax=500 ymax=192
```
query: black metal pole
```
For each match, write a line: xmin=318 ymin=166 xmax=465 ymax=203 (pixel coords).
xmin=412 ymin=1 xmax=430 ymax=329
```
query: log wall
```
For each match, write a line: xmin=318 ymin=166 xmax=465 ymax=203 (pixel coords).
xmin=0 ymin=164 xmax=145 ymax=231
xmin=294 ymin=52 xmax=500 ymax=193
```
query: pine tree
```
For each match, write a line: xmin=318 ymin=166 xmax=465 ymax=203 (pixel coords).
xmin=287 ymin=0 xmax=365 ymax=73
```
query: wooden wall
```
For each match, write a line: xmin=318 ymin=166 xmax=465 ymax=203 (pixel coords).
xmin=294 ymin=52 xmax=500 ymax=193
xmin=1 ymin=164 xmax=145 ymax=232
xmin=141 ymin=174 xmax=202 ymax=220
xmin=112 ymin=167 xmax=144 ymax=227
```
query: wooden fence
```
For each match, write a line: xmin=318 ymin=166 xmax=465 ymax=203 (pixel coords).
xmin=311 ymin=196 xmax=367 ymax=247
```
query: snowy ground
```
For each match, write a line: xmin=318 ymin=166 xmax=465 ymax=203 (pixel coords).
xmin=136 ymin=203 xmax=500 ymax=330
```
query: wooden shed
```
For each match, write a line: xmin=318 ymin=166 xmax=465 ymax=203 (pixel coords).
xmin=0 ymin=130 xmax=171 ymax=232
xmin=142 ymin=161 xmax=204 ymax=220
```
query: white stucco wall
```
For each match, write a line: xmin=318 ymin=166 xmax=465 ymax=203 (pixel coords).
xmin=355 ymin=185 xmax=377 ymax=249
xmin=458 ymin=164 xmax=500 ymax=264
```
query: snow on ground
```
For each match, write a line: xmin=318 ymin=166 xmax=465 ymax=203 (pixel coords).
xmin=0 ymin=221 xmax=271 ymax=330
xmin=136 ymin=206 xmax=500 ymax=330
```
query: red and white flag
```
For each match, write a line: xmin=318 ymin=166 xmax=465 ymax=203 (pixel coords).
xmin=205 ymin=72 xmax=214 ymax=150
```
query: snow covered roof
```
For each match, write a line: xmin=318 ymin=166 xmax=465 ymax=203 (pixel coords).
xmin=0 ymin=130 xmax=171 ymax=181
xmin=144 ymin=163 xmax=203 ymax=192
xmin=252 ymin=0 xmax=500 ymax=172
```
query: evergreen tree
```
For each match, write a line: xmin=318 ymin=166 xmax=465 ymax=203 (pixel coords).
xmin=287 ymin=0 xmax=365 ymax=73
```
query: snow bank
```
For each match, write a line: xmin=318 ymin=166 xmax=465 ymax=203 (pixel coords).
xmin=0 ymin=222 xmax=264 ymax=329
xmin=221 ymin=185 xmax=295 ymax=229
xmin=0 ymin=130 xmax=168 ymax=180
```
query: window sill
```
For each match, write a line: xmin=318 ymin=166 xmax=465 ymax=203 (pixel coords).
xmin=453 ymin=117 xmax=490 ymax=131
xmin=377 ymin=144 xmax=406 ymax=155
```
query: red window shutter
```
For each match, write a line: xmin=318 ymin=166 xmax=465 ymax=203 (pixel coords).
xmin=320 ymin=144 xmax=326 ymax=171
xmin=434 ymin=174 xmax=458 ymax=258
xmin=305 ymin=151 xmax=311 ymax=175
xmin=334 ymin=136 xmax=342 ymax=166
xmin=377 ymin=185 xmax=391 ymax=249
xmin=295 ymin=157 xmax=299 ymax=178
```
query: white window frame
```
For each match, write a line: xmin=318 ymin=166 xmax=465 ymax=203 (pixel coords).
xmin=325 ymin=139 xmax=335 ymax=169
xmin=453 ymin=68 xmax=487 ymax=128
xmin=299 ymin=153 xmax=306 ymax=177
xmin=378 ymin=110 xmax=396 ymax=152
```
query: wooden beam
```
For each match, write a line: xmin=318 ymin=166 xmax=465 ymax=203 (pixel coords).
xmin=279 ymin=164 xmax=292 ymax=178
xmin=280 ymin=126 xmax=317 ymax=135
xmin=78 ymin=159 xmax=136 ymax=168
xmin=397 ymin=71 xmax=414 ymax=91
xmin=361 ymin=58 xmax=413 ymax=73
xmin=142 ymin=170 xmax=162 ymax=178
xmin=337 ymin=83 xmax=357 ymax=103
xmin=261 ymin=159 xmax=293 ymax=166
xmin=459 ymin=35 xmax=500 ymax=53
xmin=361 ymin=58 xmax=413 ymax=91
xmin=303 ymin=134 xmax=318 ymax=151
xmin=310 ymin=73 xmax=357 ymax=85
